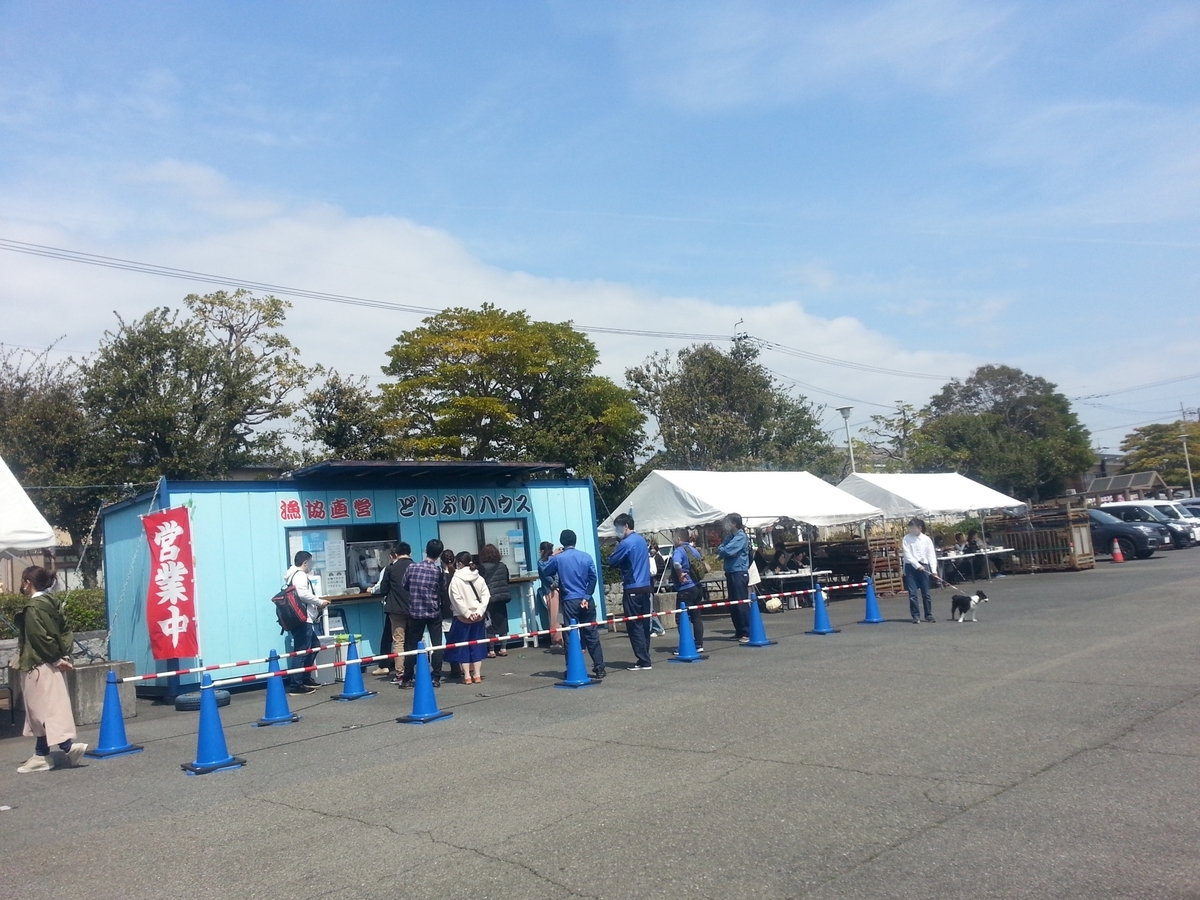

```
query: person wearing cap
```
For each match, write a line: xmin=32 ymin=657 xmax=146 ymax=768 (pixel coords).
xmin=538 ymin=529 xmax=605 ymax=679
xmin=606 ymin=513 xmax=654 ymax=671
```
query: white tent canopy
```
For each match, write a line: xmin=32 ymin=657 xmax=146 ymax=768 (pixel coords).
xmin=598 ymin=470 xmax=883 ymax=538
xmin=836 ymin=472 xmax=1026 ymax=519
xmin=0 ymin=454 xmax=55 ymax=552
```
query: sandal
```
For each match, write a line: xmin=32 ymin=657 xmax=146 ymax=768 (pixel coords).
xmin=473 ymin=676 xmax=484 ymax=684
xmin=487 ymin=650 xmax=496 ymax=658
xmin=496 ymin=648 xmax=507 ymax=657
xmin=461 ymin=675 xmax=472 ymax=685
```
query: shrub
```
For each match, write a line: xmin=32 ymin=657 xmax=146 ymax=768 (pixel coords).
xmin=0 ymin=589 xmax=107 ymax=640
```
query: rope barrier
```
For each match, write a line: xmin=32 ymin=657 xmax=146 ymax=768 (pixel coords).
xmin=208 ymin=596 xmax=765 ymax=688
xmin=135 ymin=588 xmax=855 ymax=687
xmin=755 ymin=581 xmax=869 ymax=601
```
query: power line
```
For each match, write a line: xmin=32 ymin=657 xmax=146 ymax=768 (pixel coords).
xmin=1073 ymin=371 xmax=1200 ymax=401
xmin=0 ymin=236 xmax=955 ymax=381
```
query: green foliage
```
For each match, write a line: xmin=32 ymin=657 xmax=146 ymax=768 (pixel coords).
xmin=380 ymin=304 xmax=646 ymax=509
xmin=1119 ymin=420 xmax=1200 ymax=487
xmin=909 ymin=365 xmax=1094 ymax=502
xmin=862 ymin=402 xmax=920 ymax=472
xmin=301 ymin=369 xmax=393 ymax=461
xmin=80 ymin=290 xmax=305 ymax=481
xmin=626 ymin=336 xmax=839 ymax=476
xmin=0 ymin=589 xmax=107 ymax=640
xmin=0 ymin=347 xmax=112 ymax=582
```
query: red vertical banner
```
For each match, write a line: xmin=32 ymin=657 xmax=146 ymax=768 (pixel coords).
xmin=142 ymin=506 xmax=200 ymax=660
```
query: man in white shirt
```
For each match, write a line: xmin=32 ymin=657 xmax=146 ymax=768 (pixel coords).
xmin=283 ymin=551 xmax=330 ymax=693
xmin=902 ymin=518 xmax=938 ymax=624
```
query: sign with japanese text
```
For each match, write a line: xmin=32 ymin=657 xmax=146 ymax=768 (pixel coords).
xmin=142 ymin=506 xmax=200 ymax=660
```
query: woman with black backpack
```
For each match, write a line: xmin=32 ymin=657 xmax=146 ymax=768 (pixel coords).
xmin=478 ymin=543 xmax=512 ymax=658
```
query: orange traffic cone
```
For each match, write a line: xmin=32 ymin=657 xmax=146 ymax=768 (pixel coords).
xmin=1110 ymin=538 xmax=1125 ymax=563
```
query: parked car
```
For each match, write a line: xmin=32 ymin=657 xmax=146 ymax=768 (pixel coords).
xmin=1088 ymin=509 xmax=1163 ymax=559
xmin=1100 ymin=502 xmax=1193 ymax=548
xmin=1180 ymin=499 xmax=1200 ymax=520
xmin=1150 ymin=502 xmax=1200 ymax=542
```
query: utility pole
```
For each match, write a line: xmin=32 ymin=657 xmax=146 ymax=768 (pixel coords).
xmin=1183 ymin=429 xmax=1196 ymax=499
xmin=836 ymin=406 xmax=856 ymax=474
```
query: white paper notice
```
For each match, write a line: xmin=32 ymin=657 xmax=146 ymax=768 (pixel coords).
xmin=322 ymin=570 xmax=347 ymax=596
xmin=324 ymin=540 xmax=347 ymax=572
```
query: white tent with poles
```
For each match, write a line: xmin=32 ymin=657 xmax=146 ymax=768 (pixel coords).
xmin=835 ymin=472 xmax=1025 ymax=519
xmin=597 ymin=470 xmax=883 ymax=537
xmin=0 ymin=454 xmax=54 ymax=552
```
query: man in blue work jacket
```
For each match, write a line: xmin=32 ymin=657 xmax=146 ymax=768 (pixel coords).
xmin=717 ymin=512 xmax=751 ymax=643
xmin=607 ymin=513 xmax=654 ymax=670
xmin=539 ymin=529 xmax=606 ymax=679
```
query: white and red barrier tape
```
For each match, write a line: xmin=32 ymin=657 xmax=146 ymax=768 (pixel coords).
xmin=134 ymin=586 xmax=869 ymax=687
xmin=755 ymin=581 xmax=869 ymax=601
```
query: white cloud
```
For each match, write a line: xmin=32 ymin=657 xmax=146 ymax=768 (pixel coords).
xmin=0 ymin=162 xmax=972 ymax=431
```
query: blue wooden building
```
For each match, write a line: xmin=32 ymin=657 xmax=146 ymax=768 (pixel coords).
xmin=100 ymin=461 xmax=601 ymax=691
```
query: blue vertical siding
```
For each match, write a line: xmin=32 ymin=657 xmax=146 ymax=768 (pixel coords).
xmin=102 ymin=478 xmax=598 ymax=680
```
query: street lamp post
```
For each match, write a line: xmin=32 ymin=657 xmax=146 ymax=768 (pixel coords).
xmin=1183 ymin=431 xmax=1196 ymax=499
xmin=836 ymin=406 xmax=856 ymax=474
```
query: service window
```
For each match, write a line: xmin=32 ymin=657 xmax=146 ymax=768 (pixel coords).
xmin=287 ymin=523 xmax=399 ymax=596
xmin=439 ymin=519 xmax=530 ymax=576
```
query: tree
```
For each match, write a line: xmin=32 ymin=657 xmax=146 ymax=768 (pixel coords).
xmin=863 ymin=401 xmax=920 ymax=472
xmin=80 ymin=290 xmax=305 ymax=481
xmin=625 ymin=336 xmax=839 ymax=476
xmin=1119 ymin=420 xmax=1200 ymax=487
xmin=0 ymin=346 xmax=110 ymax=583
xmin=379 ymin=304 xmax=645 ymax=508
xmin=910 ymin=365 xmax=1093 ymax=501
xmin=301 ymin=370 xmax=393 ymax=461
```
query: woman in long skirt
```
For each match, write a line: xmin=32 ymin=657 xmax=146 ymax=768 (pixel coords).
xmin=15 ymin=566 xmax=87 ymax=772
xmin=444 ymin=552 xmax=490 ymax=684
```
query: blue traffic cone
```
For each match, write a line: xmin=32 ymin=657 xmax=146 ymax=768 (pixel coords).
xmin=743 ymin=594 xmax=777 ymax=647
xmin=806 ymin=584 xmax=841 ymax=635
xmin=86 ymin=670 xmax=144 ymax=759
xmin=859 ymin=576 xmax=885 ymax=624
xmin=255 ymin=650 xmax=301 ymax=725
xmin=181 ymin=674 xmax=245 ymax=775
xmin=397 ymin=641 xmax=453 ymax=724
xmin=334 ymin=637 xmax=377 ymax=701
xmin=669 ymin=603 xmax=703 ymax=662
xmin=555 ymin=619 xmax=599 ymax=688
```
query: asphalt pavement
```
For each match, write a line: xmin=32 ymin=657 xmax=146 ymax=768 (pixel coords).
xmin=2 ymin=550 xmax=1198 ymax=900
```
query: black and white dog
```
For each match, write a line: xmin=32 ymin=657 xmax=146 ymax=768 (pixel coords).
xmin=950 ymin=590 xmax=988 ymax=623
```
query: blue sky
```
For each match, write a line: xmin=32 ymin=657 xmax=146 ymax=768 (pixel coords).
xmin=1 ymin=1 xmax=1198 ymax=450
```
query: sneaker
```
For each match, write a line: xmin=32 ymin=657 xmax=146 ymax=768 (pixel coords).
xmin=64 ymin=743 xmax=88 ymax=768
xmin=17 ymin=755 xmax=52 ymax=773
xmin=388 ymin=675 xmax=401 ymax=684
xmin=630 ymin=664 xmax=653 ymax=671
xmin=432 ymin=677 xmax=443 ymax=688
xmin=911 ymin=617 xmax=921 ymax=624
xmin=592 ymin=667 xmax=606 ymax=679
xmin=370 ymin=667 xmax=389 ymax=676
xmin=738 ymin=636 xmax=750 ymax=644
xmin=695 ymin=646 xmax=705 ymax=653
xmin=288 ymin=684 xmax=316 ymax=695
xmin=925 ymin=616 xmax=936 ymax=623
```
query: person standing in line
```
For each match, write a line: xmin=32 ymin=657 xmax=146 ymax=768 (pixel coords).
xmin=539 ymin=529 xmax=605 ymax=678
xmin=538 ymin=541 xmax=563 ymax=648
xmin=373 ymin=542 xmax=412 ymax=682
xmin=284 ymin=551 xmax=329 ymax=694
xmin=445 ymin=551 xmax=490 ymax=684
xmin=607 ymin=513 xmax=654 ymax=670
xmin=13 ymin=566 xmax=87 ymax=772
xmin=400 ymin=539 xmax=448 ymax=689
xmin=903 ymin=517 xmax=938 ymax=624
xmin=478 ymin=543 xmax=512 ymax=658
xmin=647 ymin=542 xmax=666 ymax=638
xmin=717 ymin=513 xmax=751 ymax=643
xmin=670 ymin=529 xmax=706 ymax=653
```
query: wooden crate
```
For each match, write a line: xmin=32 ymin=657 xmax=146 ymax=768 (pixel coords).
xmin=986 ymin=507 xmax=1094 ymax=573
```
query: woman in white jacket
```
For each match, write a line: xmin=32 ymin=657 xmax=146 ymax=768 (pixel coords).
xmin=444 ymin=551 xmax=491 ymax=685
